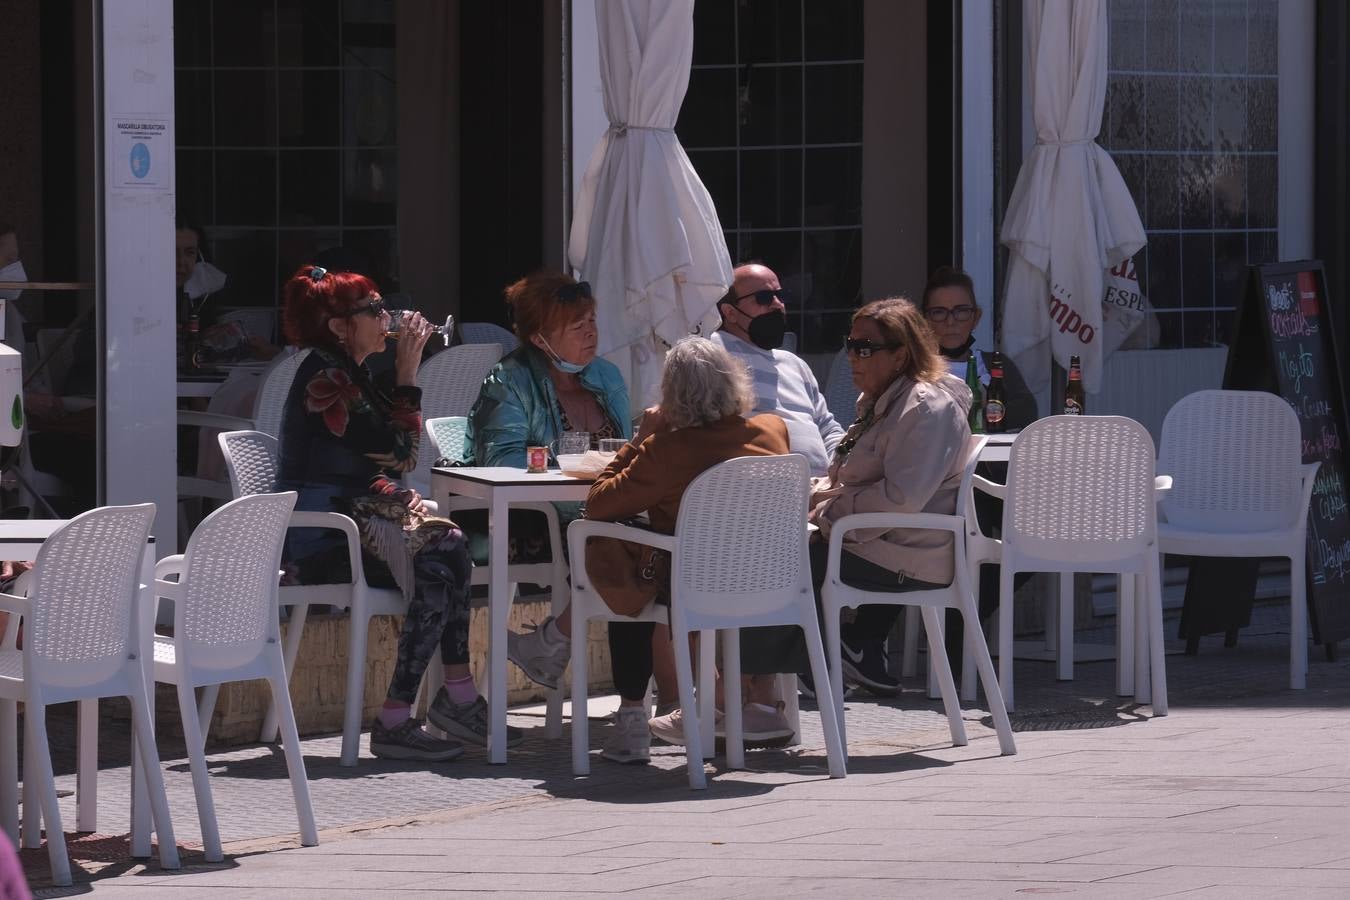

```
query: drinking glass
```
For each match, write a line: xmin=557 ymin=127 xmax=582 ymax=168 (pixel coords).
xmin=386 ymin=311 xmax=455 ymax=346
xmin=598 ymin=438 xmax=627 ymax=454
xmin=556 ymin=431 xmax=590 ymax=456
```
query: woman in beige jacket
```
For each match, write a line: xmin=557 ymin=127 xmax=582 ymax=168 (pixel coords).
xmin=808 ymin=297 xmax=973 ymax=695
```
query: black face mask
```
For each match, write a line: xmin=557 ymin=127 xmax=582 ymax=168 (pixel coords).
xmin=744 ymin=308 xmax=788 ymax=351
xmin=938 ymin=334 xmax=977 ymax=360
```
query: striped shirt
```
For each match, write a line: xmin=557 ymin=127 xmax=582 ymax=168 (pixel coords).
xmin=712 ymin=331 xmax=844 ymax=476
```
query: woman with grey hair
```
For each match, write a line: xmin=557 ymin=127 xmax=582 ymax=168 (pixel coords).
xmin=584 ymin=336 xmax=792 ymax=764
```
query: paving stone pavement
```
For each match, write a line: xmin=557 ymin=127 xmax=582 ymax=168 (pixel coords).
xmin=20 ymin=602 xmax=1350 ymax=897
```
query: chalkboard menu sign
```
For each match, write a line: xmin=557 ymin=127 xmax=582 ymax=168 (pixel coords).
xmin=1223 ymin=261 xmax=1350 ymax=646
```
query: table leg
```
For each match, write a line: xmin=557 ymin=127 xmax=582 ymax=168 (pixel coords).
xmin=130 ymin=544 xmax=155 ymax=857
xmin=75 ymin=700 xmax=97 ymax=832
xmin=487 ymin=493 xmax=510 ymax=765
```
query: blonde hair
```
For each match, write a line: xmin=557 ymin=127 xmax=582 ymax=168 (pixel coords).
xmin=660 ymin=336 xmax=753 ymax=430
xmin=854 ymin=297 xmax=947 ymax=384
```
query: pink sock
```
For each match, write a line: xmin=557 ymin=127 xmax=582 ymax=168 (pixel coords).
xmin=444 ymin=674 xmax=478 ymax=705
xmin=378 ymin=700 xmax=411 ymax=729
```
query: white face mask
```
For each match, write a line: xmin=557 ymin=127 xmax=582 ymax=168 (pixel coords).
xmin=0 ymin=261 xmax=25 ymax=302
xmin=183 ymin=259 xmax=227 ymax=300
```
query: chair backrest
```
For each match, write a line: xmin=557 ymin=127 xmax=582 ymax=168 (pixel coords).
xmin=670 ymin=454 xmax=812 ymax=628
xmin=408 ymin=344 xmax=502 ymax=492
xmin=216 ymin=306 xmax=278 ymax=344
xmin=954 ymin=434 xmax=990 ymax=524
xmin=418 ymin=343 xmax=503 ymax=421
xmin=252 ymin=347 xmax=311 ymax=438
xmin=218 ymin=430 xmax=281 ymax=497
xmin=176 ymin=491 xmax=297 ymax=672
xmin=459 ymin=321 xmax=518 ymax=351
xmin=1004 ymin=416 xmax=1157 ymax=567
xmin=1157 ymin=389 xmax=1304 ymax=532
xmin=25 ymin=503 xmax=155 ymax=688
xmin=823 ymin=348 xmax=858 ymax=428
xmin=426 ymin=416 xmax=469 ymax=465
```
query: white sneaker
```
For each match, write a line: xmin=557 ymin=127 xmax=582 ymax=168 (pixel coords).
xmin=506 ymin=616 xmax=570 ymax=689
xmin=648 ymin=705 xmax=724 ymax=747
xmin=601 ymin=707 xmax=651 ymax=765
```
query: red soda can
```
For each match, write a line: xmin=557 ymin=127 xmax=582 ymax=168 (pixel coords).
xmin=526 ymin=446 xmax=548 ymax=473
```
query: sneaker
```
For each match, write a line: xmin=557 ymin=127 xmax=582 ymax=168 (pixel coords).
xmin=427 ymin=690 xmax=524 ymax=749
xmin=798 ymin=670 xmax=856 ymax=703
xmin=740 ymin=700 xmax=795 ymax=746
xmin=841 ymin=637 xmax=901 ymax=696
xmin=370 ymin=718 xmax=464 ymax=762
xmin=507 ymin=616 xmax=570 ymax=689
xmin=601 ymin=707 xmax=651 ymax=765
xmin=653 ymin=700 xmax=679 ymax=718
xmin=649 ymin=705 xmax=724 ymax=747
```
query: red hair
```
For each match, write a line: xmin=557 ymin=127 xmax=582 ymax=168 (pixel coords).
xmin=281 ymin=265 xmax=380 ymax=351
xmin=503 ymin=271 xmax=596 ymax=345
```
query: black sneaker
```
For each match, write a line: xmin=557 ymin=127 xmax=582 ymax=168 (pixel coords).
xmin=798 ymin=669 xmax=857 ymax=703
xmin=427 ymin=690 xmax=524 ymax=749
xmin=370 ymin=717 xmax=465 ymax=762
xmin=840 ymin=638 xmax=901 ymax=697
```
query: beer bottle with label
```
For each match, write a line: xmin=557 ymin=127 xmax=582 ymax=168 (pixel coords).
xmin=1063 ymin=354 xmax=1085 ymax=415
xmin=985 ymin=351 xmax=1007 ymax=432
xmin=965 ymin=355 xmax=985 ymax=433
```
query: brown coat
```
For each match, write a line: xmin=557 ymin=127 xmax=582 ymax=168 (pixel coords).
xmin=586 ymin=414 xmax=791 ymax=532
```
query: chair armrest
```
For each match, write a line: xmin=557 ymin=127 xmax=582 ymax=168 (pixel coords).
xmin=155 ymin=554 xmax=186 ymax=580
xmin=971 ymin=474 xmax=1006 ymax=500
xmin=177 ymin=410 xmax=255 ymax=431
xmin=0 ymin=593 xmax=31 ymax=617
xmin=154 ymin=578 xmax=187 ymax=602
xmin=822 ymin=512 xmax=965 ymax=591
xmin=1299 ymin=461 xmax=1321 ymax=515
xmin=289 ymin=510 xmax=368 ymax=583
xmin=566 ymin=519 xmax=677 ymax=558
xmin=1154 ymin=475 xmax=1173 ymax=495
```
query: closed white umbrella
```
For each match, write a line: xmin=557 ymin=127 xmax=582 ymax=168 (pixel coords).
xmin=1000 ymin=0 xmax=1146 ymax=394
xmin=568 ymin=0 xmax=733 ymax=414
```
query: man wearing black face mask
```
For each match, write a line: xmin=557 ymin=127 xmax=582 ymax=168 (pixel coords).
xmin=711 ymin=263 xmax=843 ymax=477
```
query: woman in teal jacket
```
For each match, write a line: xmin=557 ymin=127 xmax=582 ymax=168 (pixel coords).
xmin=465 ymin=272 xmax=632 ymax=693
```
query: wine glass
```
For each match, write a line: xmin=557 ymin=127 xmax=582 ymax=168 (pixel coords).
xmin=386 ymin=311 xmax=455 ymax=346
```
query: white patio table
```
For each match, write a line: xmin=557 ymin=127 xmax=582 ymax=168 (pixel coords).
xmin=429 ymin=466 xmax=592 ymax=764
xmin=0 ymin=520 xmax=156 ymax=850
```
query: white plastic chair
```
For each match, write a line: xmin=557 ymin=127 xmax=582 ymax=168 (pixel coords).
xmin=568 ymin=454 xmax=846 ymax=789
xmin=1156 ymin=390 xmax=1319 ymax=689
xmin=459 ymin=321 xmax=519 ymax=352
xmin=0 ymin=504 xmax=179 ymax=885
xmin=996 ymin=416 xmax=1168 ymax=714
xmin=422 ymin=414 xmax=569 ymax=737
xmin=217 ymin=429 xmax=407 ymax=766
xmin=153 ymin=491 xmax=318 ymax=862
xmin=821 ymin=436 xmax=1016 ymax=757
xmin=406 ymin=343 xmax=503 ymax=497
xmin=177 ymin=347 xmax=312 ymax=510
xmin=823 ymin=348 xmax=858 ymax=429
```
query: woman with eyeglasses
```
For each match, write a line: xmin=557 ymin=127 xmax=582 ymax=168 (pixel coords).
xmin=921 ymin=266 xmax=1037 ymax=430
xmin=921 ymin=266 xmax=1037 ymax=672
xmin=803 ymin=297 xmax=974 ymax=697
xmin=278 ymin=264 xmax=503 ymax=763
xmin=464 ymin=271 xmax=631 ymax=695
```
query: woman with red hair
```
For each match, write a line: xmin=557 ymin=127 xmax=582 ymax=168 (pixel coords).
xmin=278 ymin=265 xmax=517 ymax=762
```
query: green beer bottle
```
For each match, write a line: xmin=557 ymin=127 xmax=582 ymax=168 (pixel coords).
xmin=966 ymin=355 xmax=985 ymax=434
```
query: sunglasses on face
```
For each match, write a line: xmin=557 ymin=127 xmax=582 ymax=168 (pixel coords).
xmin=555 ymin=281 xmax=594 ymax=303
xmin=732 ymin=289 xmax=781 ymax=307
xmin=345 ymin=297 xmax=387 ymax=318
xmin=844 ymin=338 xmax=901 ymax=359
xmin=924 ymin=305 xmax=977 ymax=323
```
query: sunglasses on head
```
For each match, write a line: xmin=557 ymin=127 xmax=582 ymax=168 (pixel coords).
xmin=555 ymin=281 xmax=594 ymax=303
xmin=731 ymin=289 xmax=781 ymax=307
xmin=924 ymin=305 xmax=977 ymax=323
xmin=345 ymin=297 xmax=387 ymax=318
xmin=844 ymin=338 xmax=900 ymax=359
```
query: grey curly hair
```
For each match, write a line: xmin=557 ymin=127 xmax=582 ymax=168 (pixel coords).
xmin=660 ymin=336 xmax=754 ymax=430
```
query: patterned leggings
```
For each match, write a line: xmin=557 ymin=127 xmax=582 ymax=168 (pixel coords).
xmin=386 ymin=528 xmax=474 ymax=703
